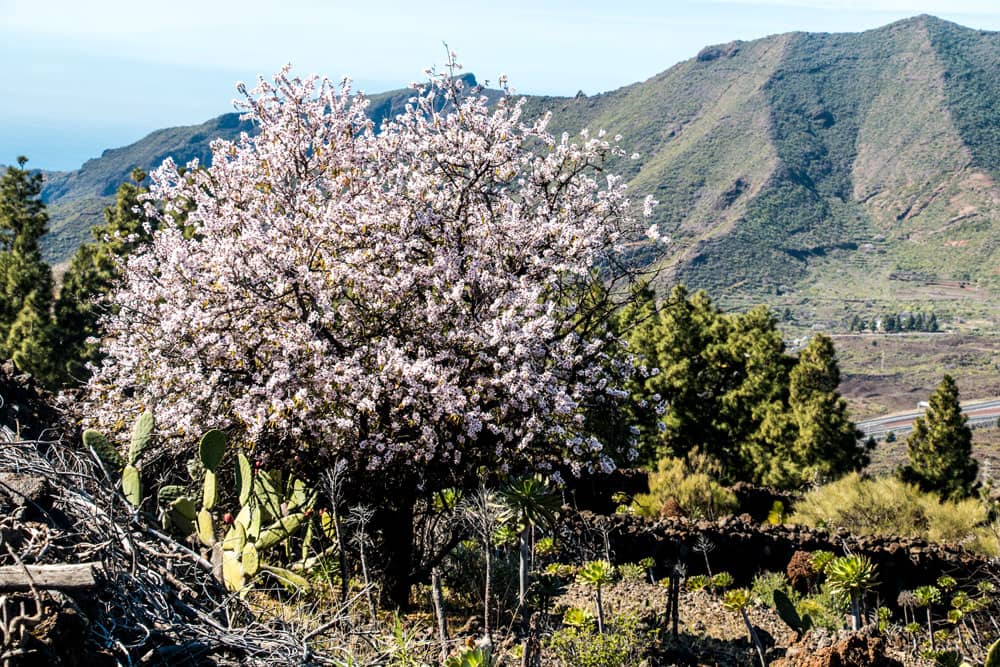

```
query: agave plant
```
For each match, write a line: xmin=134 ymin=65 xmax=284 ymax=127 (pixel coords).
xmin=913 ymin=584 xmax=942 ymax=650
xmin=499 ymin=475 xmax=559 ymax=614
xmin=722 ymin=588 xmax=766 ymax=667
xmin=576 ymin=559 xmax=615 ymax=634
xmin=825 ymin=555 xmax=878 ymax=631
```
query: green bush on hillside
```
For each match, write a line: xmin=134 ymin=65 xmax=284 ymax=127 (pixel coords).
xmin=789 ymin=473 xmax=996 ymax=555
xmin=632 ymin=454 xmax=738 ymax=520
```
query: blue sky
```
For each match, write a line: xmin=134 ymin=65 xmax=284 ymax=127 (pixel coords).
xmin=3 ymin=0 xmax=1000 ymax=171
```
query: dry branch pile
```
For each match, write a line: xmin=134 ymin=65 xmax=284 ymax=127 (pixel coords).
xmin=0 ymin=432 xmax=320 ymax=666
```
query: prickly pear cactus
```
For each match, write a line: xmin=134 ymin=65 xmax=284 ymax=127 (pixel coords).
xmin=122 ymin=464 xmax=142 ymax=507
xmin=236 ymin=452 xmax=252 ymax=505
xmin=222 ymin=552 xmax=245 ymax=591
xmin=203 ymin=469 xmax=218 ymax=510
xmin=986 ymin=638 xmax=1000 ymax=667
xmin=241 ymin=544 xmax=260 ymax=576
xmin=157 ymin=485 xmax=186 ymax=506
xmin=197 ymin=508 xmax=215 ymax=547
xmin=128 ymin=410 xmax=154 ymax=465
xmin=82 ymin=429 xmax=123 ymax=470
xmin=199 ymin=429 xmax=227 ymax=471
xmin=255 ymin=514 xmax=305 ymax=551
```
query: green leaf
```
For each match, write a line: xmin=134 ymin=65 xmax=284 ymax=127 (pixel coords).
xmin=254 ymin=513 xmax=305 ymax=551
xmin=222 ymin=551 xmax=245 ymax=591
xmin=203 ymin=469 xmax=218 ymax=510
xmin=222 ymin=521 xmax=246 ymax=552
xmin=170 ymin=496 xmax=197 ymax=521
xmin=260 ymin=564 xmax=310 ymax=591
xmin=197 ymin=508 xmax=215 ymax=547
xmin=157 ymin=484 xmax=186 ymax=506
xmin=242 ymin=543 xmax=260 ymax=576
xmin=985 ymin=638 xmax=1000 ymax=667
xmin=236 ymin=452 xmax=253 ymax=505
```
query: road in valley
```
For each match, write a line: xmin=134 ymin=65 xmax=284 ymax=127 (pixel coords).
xmin=857 ymin=399 xmax=1000 ymax=439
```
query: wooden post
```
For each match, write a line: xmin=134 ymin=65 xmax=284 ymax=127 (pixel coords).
xmin=0 ymin=562 xmax=102 ymax=591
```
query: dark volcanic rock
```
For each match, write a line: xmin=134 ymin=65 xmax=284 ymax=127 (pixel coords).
xmin=775 ymin=630 xmax=904 ymax=667
xmin=0 ymin=361 xmax=65 ymax=441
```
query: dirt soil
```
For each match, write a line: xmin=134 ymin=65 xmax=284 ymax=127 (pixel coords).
xmin=551 ymin=580 xmax=921 ymax=666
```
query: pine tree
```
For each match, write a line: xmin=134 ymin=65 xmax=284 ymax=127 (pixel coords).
xmin=635 ymin=285 xmax=733 ymax=465
xmin=53 ymin=169 xmax=154 ymax=383
xmin=784 ymin=335 xmax=867 ymax=486
xmin=6 ymin=290 xmax=56 ymax=382
xmin=0 ymin=157 xmax=56 ymax=382
xmin=901 ymin=374 xmax=977 ymax=499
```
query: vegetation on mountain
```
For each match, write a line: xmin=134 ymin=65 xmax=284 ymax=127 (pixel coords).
xmin=0 ymin=157 xmax=58 ymax=384
xmin=901 ymin=374 xmax=979 ymax=500
xmin=35 ymin=17 xmax=1000 ymax=333
xmin=51 ymin=169 xmax=159 ymax=383
xmin=622 ymin=285 xmax=868 ymax=487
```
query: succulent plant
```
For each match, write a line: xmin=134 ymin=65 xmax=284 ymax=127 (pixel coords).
xmin=723 ymin=589 xmax=767 ymax=667
xmin=82 ymin=429 xmax=123 ymax=470
xmin=445 ymin=646 xmax=493 ymax=667
xmin=84 ymin=411 xmax=155 ymax=508
xmin=985 ymin=638 xmax=1000 ymax=667
xmin=826 ymin=555 xmax=877 ymax=631
xmin=577 ymin=560 xmax=615 ymax=634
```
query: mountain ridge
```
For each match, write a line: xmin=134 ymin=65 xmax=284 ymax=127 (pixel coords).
xmin=36 ymin=15 xmax=1000 ymax=329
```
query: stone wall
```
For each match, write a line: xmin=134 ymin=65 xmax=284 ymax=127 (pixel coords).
xmin=559 ymin=510 xmax=996 ymax=600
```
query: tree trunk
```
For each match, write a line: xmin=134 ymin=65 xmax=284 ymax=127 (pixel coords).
xmin=431 ymin=567 xmax=449 ymax=663
xmin=595 ymin=586 xmax=605 ymax=635
xmin=373 ymin=489 xmax=416 ymax=610
xmin=518 ymin=527 xmax=531 ymax=613
xmin=484 ymin=544 xmax=493 ymax=642
xmin=741 ymin=607 xmax=767 ymax=667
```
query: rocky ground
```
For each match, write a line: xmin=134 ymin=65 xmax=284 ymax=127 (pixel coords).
xmin=553 ymin=580 xmax=926 ymax=666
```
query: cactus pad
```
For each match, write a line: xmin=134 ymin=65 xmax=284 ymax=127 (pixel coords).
xmin=129 ymin=410 xmax=154 ymax=465
xmin=199 ymin=429 xmax=227 ymax=471
xmin=122 ymin=464 xmax=142 ymax=507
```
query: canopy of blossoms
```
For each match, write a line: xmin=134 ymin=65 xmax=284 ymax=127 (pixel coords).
xmin=86 ymin=58 xmax=656 ymax=484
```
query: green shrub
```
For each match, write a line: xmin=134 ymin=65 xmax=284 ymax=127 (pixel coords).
xmin=686 ymin=575 xmax=711 ymax=592
xmin=752 ymin=571 xmax=795 ymax=607
xmin=789 ymin=473 xmax=997 ymax=554
xmin=617 ymin=563 xmax=647 ymax=582
xmin=632 ymin=456 xmax=738 ymax=520
xmin=797 ymin=584 xmax=847 ymax=631
xmin=711 ymin=572 xmax=735 ymax=590
xmin=546 ymin=614 xmax=648 ymax=667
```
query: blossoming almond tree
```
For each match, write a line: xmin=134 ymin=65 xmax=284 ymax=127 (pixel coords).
xmin=86 ymin=56 xmax=656 ymax=605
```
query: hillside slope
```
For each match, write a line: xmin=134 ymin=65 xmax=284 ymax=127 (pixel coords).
xmin=38 ymin=17 xmax=1000 ymax=328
